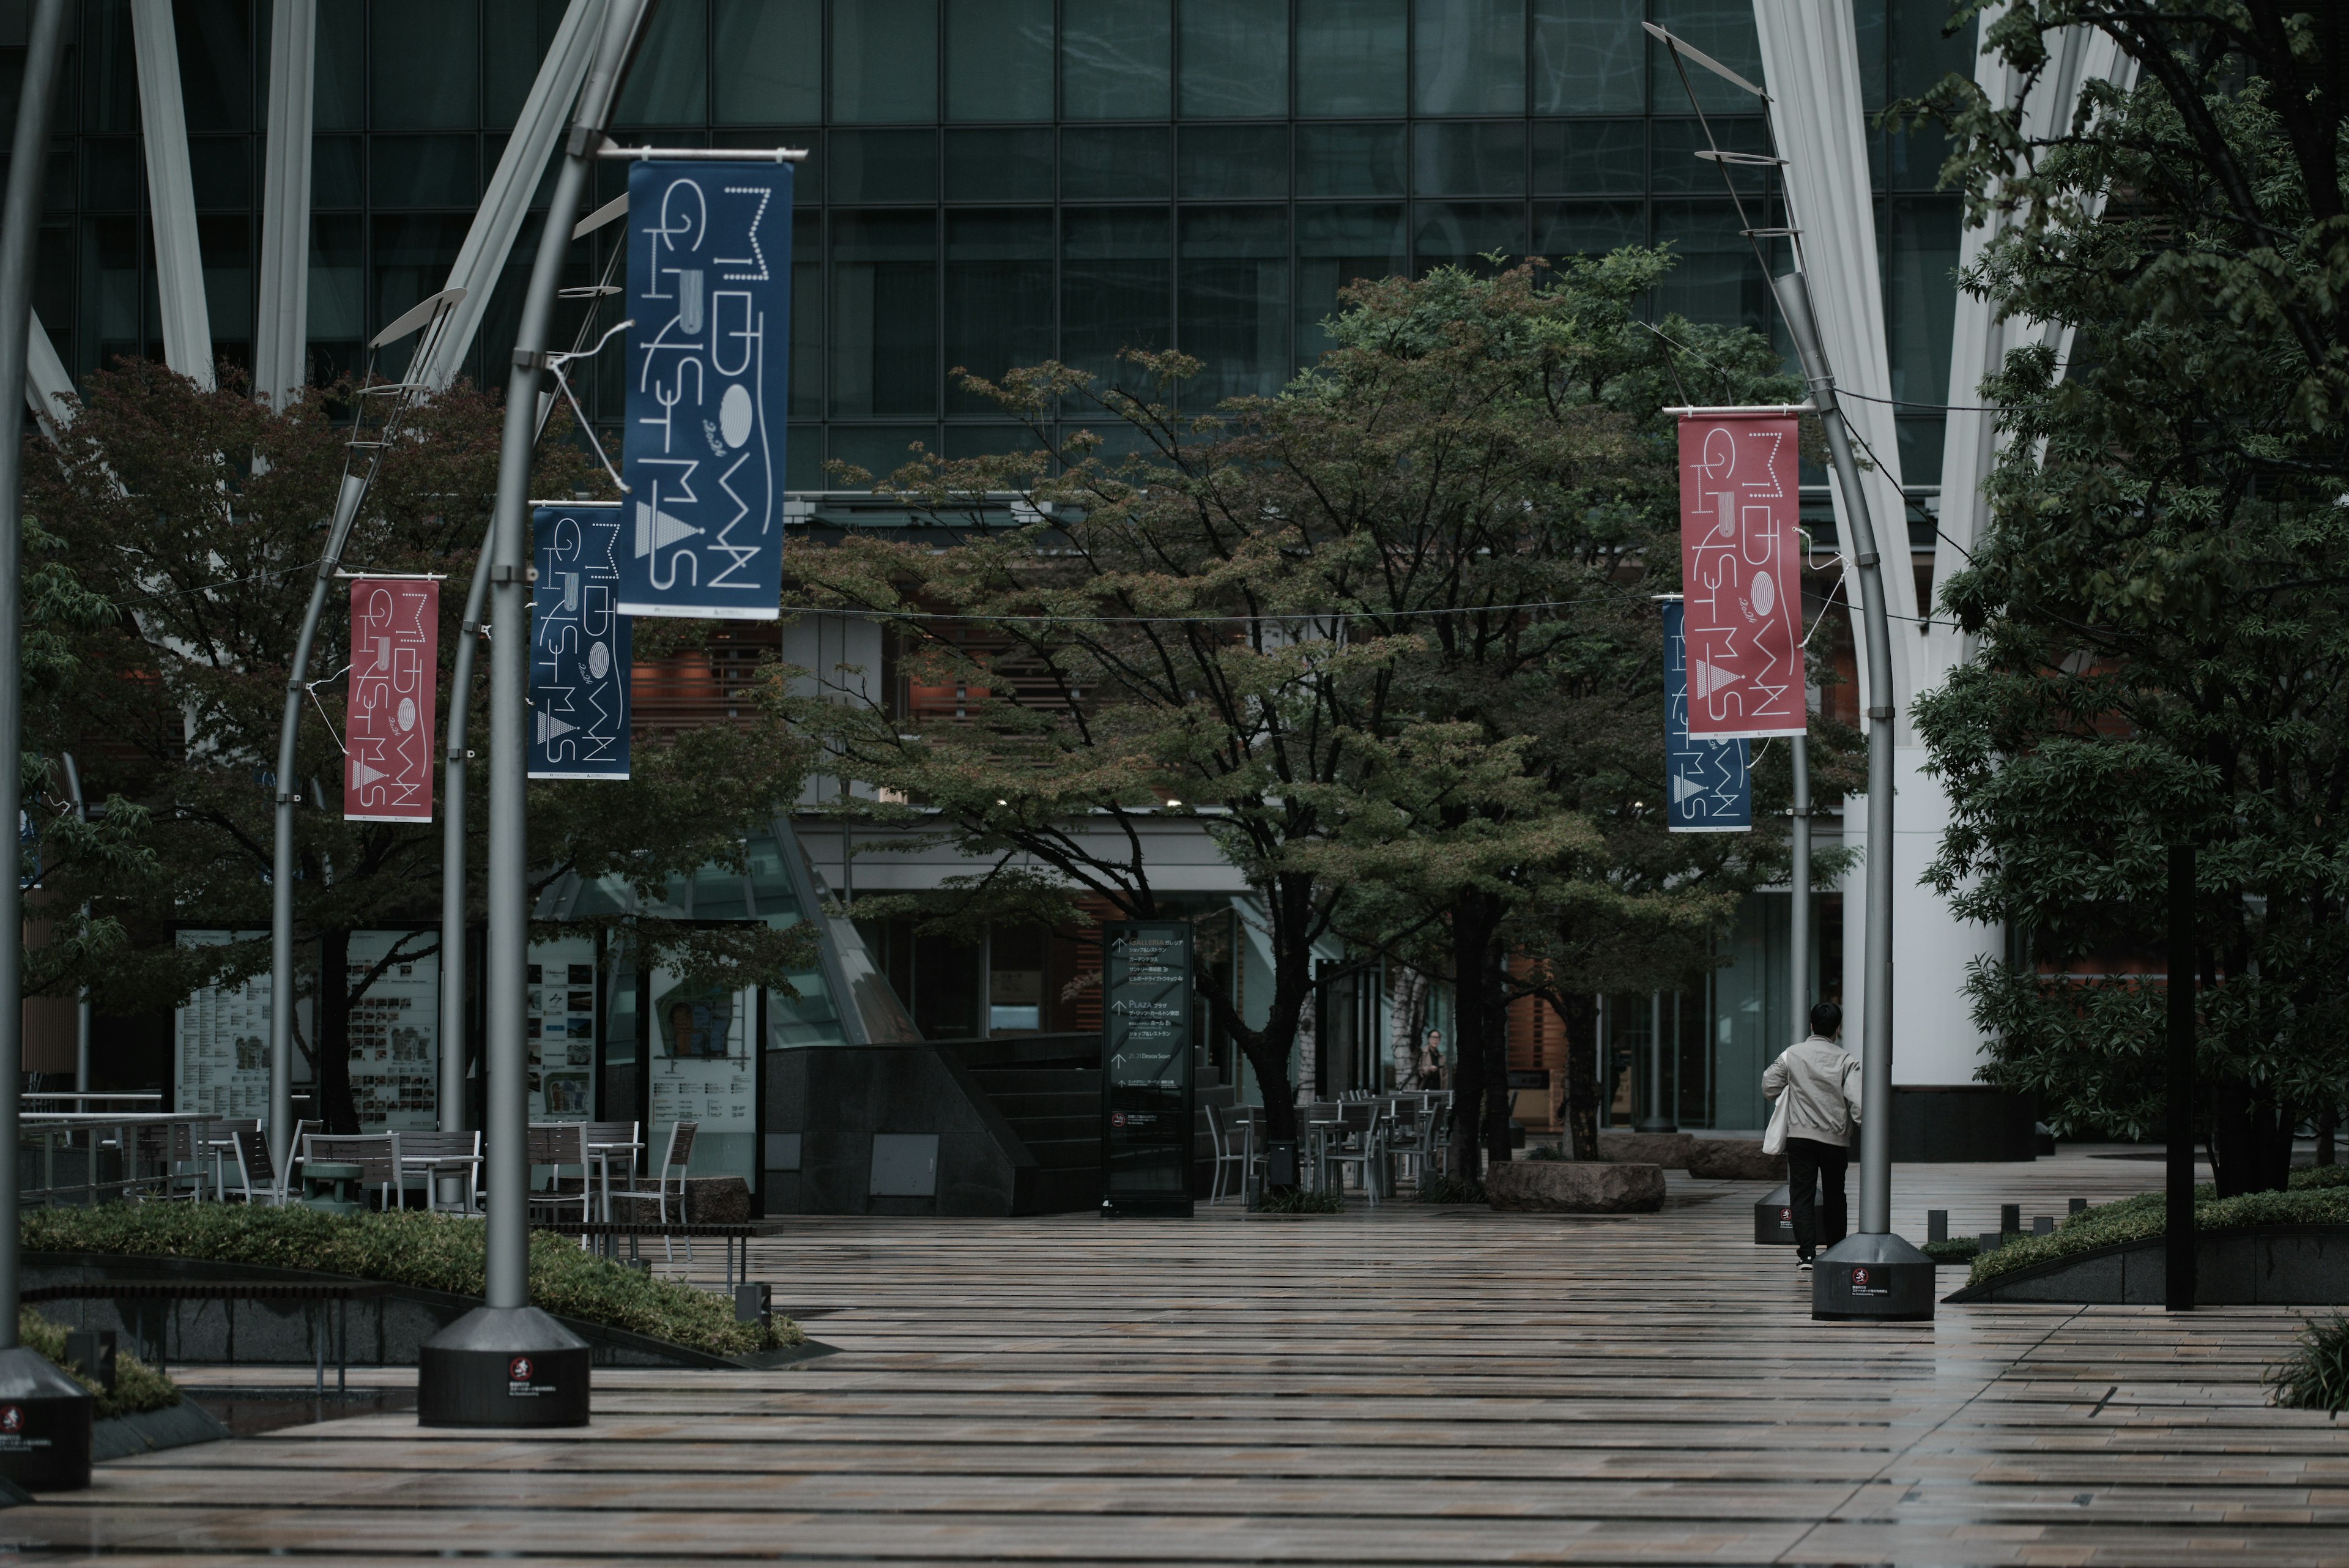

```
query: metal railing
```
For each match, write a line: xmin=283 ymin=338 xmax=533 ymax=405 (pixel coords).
xmin=18 ymin=1112 xmax=229 ymax=1208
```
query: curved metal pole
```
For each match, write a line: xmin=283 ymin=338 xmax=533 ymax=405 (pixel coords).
xmin=439 ymin=551 xmax=489 ymax=1133
xmin=483 ymin=0 xmax=647 ymax=1312
xmin=1775 ymin=271 xmax=1896 ymax=1236
xmin=0 ymin=0 xmax=70 ymax=1351
xmin=1789 ymin=734 xmax=1811 ymax=1051
xmin=62 ymin=753 xmax=88 ymax=1094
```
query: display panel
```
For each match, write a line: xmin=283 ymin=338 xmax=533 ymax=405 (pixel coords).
xmin=529 ymin=936 xmax=601 ymax=1121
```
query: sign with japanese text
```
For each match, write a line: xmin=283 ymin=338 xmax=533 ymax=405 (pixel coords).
xmin=530 ymin=502 xmax=631 ymax=779
xmin=620 ymin=160 xmax=792 ymax=620
xmin=1677 ymin=411 xmax=1805 ymax=738
xmin=1663 ymin=599 xmax=1752 ymax=834
xmin=344 ymin=577 xmax=438 ymax=822
xmin=1101 ymin=922 xmax=1195 ymax=1217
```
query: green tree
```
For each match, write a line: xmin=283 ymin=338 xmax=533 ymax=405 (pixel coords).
xmin=1914 ymin=1 xmax=2349 ymax=1191
xmin=26 ymin=365 xmax=812 ymax=1129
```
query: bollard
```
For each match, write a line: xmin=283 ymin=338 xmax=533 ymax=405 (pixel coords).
xmin=2069 ymin=1197 xmax=2088 ymax=1216
xmin=2033 ymin=1215 xmax=2054 ymax=1236
xmin=733 ymin=1282 xmax=771 ymax=1325
xmin=1926 ymin=1210 xmax=1948 ymax=1244
xmin=62 ymin=1331 xmax=113 ymax=1394
xmin=2000 ymin=1202 xmax=2021 ymax=1235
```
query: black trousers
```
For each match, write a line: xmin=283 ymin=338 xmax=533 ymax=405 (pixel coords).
xmin=1785 ymin=1136 xmax=1849 ymax=1256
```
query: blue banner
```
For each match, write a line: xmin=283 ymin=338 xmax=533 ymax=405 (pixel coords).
xmin=1663 ymin=598 xmax=1751 ymax=833
xmin=620 ymin=160 xmax=792 ymax=620
xmin=530 ymin=502 xmax=631 ymax=780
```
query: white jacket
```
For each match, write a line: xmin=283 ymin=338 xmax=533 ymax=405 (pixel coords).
xmin=1762 ymin=1035 xmax=1863 ymax=1147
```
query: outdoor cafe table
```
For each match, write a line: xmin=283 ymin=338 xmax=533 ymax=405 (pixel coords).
xmin=20 ymin=1110 xmax=221 ymax=1207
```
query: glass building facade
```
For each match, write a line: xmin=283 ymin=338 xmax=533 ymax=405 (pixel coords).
xmin=4 ymin=0 xmax=1976 ymax=486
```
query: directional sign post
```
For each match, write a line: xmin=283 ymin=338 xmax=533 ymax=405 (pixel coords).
xmin=1661 ymin=598 xmax=1751 ymax=833
xmin=530 ymin=502 xmax=631 ymax=780
xmin=1100 ymin=922 xmax=1195 ymax=1218
xmin=620 ymin=159 xmax=792 ymax=620
xmin=1677 ymin=411 xmax=1806 ymax=740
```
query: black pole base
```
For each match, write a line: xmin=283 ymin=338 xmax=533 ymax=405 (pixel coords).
xmin=417 ymin=1306 xmax=590 ymax=1428
xmin=0 ymin=1345 xmax=93 ymax=1491
xmin=1755 ymin=1183 xmax=1796 ymax=1245
xmin=1811 ymin=1232 xmax=1937 ymax=1322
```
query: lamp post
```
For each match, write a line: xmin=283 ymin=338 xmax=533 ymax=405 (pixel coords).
xmin=1773 ymin=273 xmax=1934 ymax=1322
xmin=416 ymin=0 xmax=652 ymax=1430
xmin=0 ymin=0 xmax=95 ymax=1491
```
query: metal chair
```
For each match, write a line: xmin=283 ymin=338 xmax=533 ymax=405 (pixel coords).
xmin=605 ymin=1120 xmax=697 ymax=1262
xmin=398 ymin=1130 xmax=483 ymax=1213
xmin=1204 ymin=1103 xmax=1254 ymax=1205
xmin=582 ymin=1120 xmax=642 ymax=1219
xmin=302 ymin=1132 xmax=403 ymax=1209
xmin=525 ymin=1122 xmax=594 ymax=1230
xmin=1318 ymin=1100 xmax=1386 ymax=1203
xmin=225 ymin=1126 xmax=285 ymax=1206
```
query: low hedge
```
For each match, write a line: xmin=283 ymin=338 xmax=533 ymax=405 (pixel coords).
xmin=1966 ymin=1168 xmax=2349 ymax=1288
xmin=21 ymin=1206 xmax=801 ymax=1359
xmin=2269 ymin=1313 xmax=2349 ymax=1416
xmin=19 ymin=1308 xmax=179 ymax=1421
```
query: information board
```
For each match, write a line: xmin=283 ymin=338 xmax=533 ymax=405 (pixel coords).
xmin=648 ymin=968 xmax=757 ymax=1188
xmin=530 ymin=503 xmax=631 ymax=780
xmin=619 ymin=160 xmax=792 ymax=620
xmin=173 ymin=931 xmax=277 ymax=1120
xmin=344 ymin=931 xmax=438 ymax=1130
xmin=1100 ymin=922 xmax=1195 ymax=1216
xmin=529 ymin=937 xmax=599 ymax=1120
xmin=1677 ymin=411 xmax=1806 ymax=738
xmin=1662 ymin=598 xmax=1753 ymax=833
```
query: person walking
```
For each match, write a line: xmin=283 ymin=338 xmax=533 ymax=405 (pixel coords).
xmin=1761 ymin=1001 xmax=1862 ymax=1270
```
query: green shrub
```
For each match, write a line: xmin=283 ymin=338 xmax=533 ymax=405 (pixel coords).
xmin=2291 ymin=1165 xmax=2349 ymax=1191
xmin=1250 ymin=1186 xmax=1345 ymax=1215
xmin=21 ymin=1206 xmax=801 ymax=1358
xmin=1966 ymin=1181 xmax=2349 ymax=1288
xmin=2268 ymin=1313 xmax=2349 ymax=1416
xmin=1920 ymin=1237 xmax=1981 ymax=1264
xmin=1414 ymin=1174 xmax=1488 ymax=1205
xmin=18 ymin=1309 xmax=177 ymax=1421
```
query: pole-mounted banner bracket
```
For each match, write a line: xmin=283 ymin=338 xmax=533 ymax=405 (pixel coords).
xmin=1866 ymin=705 xmax=1894 ymax=720
xmin=1852 ymin=551 xmax=1879 ymax=568
xmin=512 ymin=348 xmax=554 ymax=372
xmin=490 ymin=565 xmax=537 ymax=586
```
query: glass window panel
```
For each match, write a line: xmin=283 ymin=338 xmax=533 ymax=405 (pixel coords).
xmin=188 ymin=137 xmax=251 ymax=210
xmin=1649 ymin=0 xmax=1762 ymax=114
xmin=81 ymin=0 xmax=137 ymax=133
xmin=1179 ymin=0 xmax=1287 ymax=118
xmin=1896 ymin=415 xmax=1941 ymax=489
xmin=909 ymin=932 xmax=982 ymax=1038
xmin=1532 ymin=0 xmax=1642 ymax=113
xmin=1413 ymin=0 xmax=1524 ymax=116
xmin=305 ymin=212 xmax=363 ymax=372
xmin=1650 ymin=199 xmax=1773 ymax=332
xmin=792 ymin=211 xmax=823 ymax=418
xmin=831 ymin=212 xmax=938 ymax=418
xmin=199 ymin=213 xmax=252 ymax=366
xmin=1296 ymin=0 xmax=1404 ymax=117
xmin=719 ymin=125 xmax=823 ymax=202
xmin=310 ymin=136 xmax=361 ymax=209
xmin=716 ymin=0 xmax=822 ymax=124
xmin=829 ymin=130 xmax=940 ymax=203
xmin=1413 ymin=122 xmax=1524 ymax=197
xmin=484 ymin=1 xmax=572 ymax=128
xmin=1881 ymin=193 xmax=1958 ymax=407
xmin=371 ymin=0 xmax=478 ymax=128
xmin=81 ymin=138 xmax=137 ymax=210
xmin=1650 ymin=117 xmax=1770 ymax=194
xmin=1179 ymin=206 xmax=1288 ymax=403
xmin=1533 ymin=198 xmax=1642 ymax=258
xmin=314 ymin=0 xmax=362 ymax=129
xmin=1852 ymin=0 xmax=1887 ymax=112
xmin=175 ymin=0 xmax=254 ymax=132
xmin=1062 ymin=207 xmax=1171 ymax=385
xmin=370 ymin=214 xmax=469 ymax=376
xmin=1063 ymin=0 xmax=1171 ymax=120
xmin=945 ymin=0 xmax=1055 ymax=121
xmin=787 ymin=426 xmax=823 ymax=489
xmin=945 ymin=127 xmax=1054 ymax=201
xmin=1531 ymin=119 xmax=1642 ymax=193
xmin=614 ymin=0 xmax=708 ymax=125
xmin=832 ymin=425 xmax=937 ymax=484
xmin=1295 ymin=122 xmax=1405 ymax=196
xmin=370 ymin=135 xmax=478 ymax=209
xmin=1412 ymin=201 xmax=1527 ymax=276
xmin=946 ymin=209 xmax=1054 ymax=412
xmin=944 ymin=425 xmax=1042 ymax=458
xmin=1890 ymin=0 xmax=1976 ymax=101
xmin=1888 ymin=124 xmax=1952 ymax=193
xmin=1062 ymin=127 xmax=1170 ymax=201
xmin=1295 ymin=201 xmax=1403 ymax=362
xmin=1179 ymin=125 xmax=1287 ymax=199
xmin=834 ymin=0 xmax=938 ymax=122
xmin=78 ymin=214 xmax=139 ymax=376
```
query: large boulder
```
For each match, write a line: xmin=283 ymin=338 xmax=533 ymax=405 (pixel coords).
xmin=1486 ymin=1160 xmax=1665 ymax=1214
xmin=1595 ymin=1131 xmax=1694 ymax=1169
xmin=1685 ymin=1139 xmax=1787 ymax=1182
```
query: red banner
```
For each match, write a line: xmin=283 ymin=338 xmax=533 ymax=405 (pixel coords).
xmin=344 ymin=578 xmax=439 ymax=822
xmin=1677 ymin=412 xmax=1806 ymax=739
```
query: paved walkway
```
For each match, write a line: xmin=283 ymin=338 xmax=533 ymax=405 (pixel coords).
xmin=8 ymin=1150 xmax=2345 ymax=1564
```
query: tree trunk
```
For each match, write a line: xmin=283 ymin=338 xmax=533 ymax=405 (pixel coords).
xmin=2208 ymin=1074 xmax=2293 ymax=1197
xmin=2317 ymin=1104 xmax=2336 ymax=1169
xmin=1388 ymin=965 xmax=1427 ymax=1090
xmin=1477 ymin=940 xmax=1511 ymax=1164
xmin=316 ymin=926 xmax=360 ymax=1134
xmin=1444 ymin=893 xmax=1505 ymax=1178
xmin=1557 ymin=991 xmax=1598 ymax=1161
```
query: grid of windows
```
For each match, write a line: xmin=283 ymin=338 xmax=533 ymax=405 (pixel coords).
xmin=0 ymin=0 xmax=1973 ymax=488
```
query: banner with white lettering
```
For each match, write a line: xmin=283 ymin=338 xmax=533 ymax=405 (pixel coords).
xmin=1663 ymin=598 xmax=1751 ymax=833
xmin=530 ymin=502 xmax=631 ymax=779
xmin=344 ymin=577 xmax=438 ymax=822
xmin=1677 ymin=411 xmax=1805 ymax=738
xmin=620 ymin=160 xmax=792 ymax=620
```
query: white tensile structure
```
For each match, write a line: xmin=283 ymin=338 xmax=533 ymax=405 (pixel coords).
xmin=1751 ymin=2 xmax=2135 ymax=1113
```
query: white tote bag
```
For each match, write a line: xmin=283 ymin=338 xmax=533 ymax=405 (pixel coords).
xmin=1761 ymin=1062 xmax=1791 ymax=1155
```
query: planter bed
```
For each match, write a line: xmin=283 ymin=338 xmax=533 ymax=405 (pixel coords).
xmin=1943 ymin=1224 xmax=2349 ymax=1306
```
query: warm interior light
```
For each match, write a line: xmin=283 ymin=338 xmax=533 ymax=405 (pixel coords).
xmin=1164 ymin=798 xmax=1182 ymax=807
